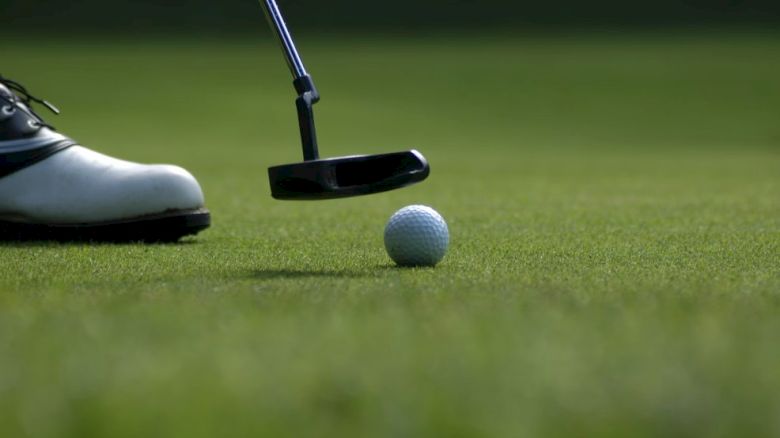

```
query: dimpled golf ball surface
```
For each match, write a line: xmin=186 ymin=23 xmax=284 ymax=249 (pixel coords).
xmin=384 ymin=205 xmax=449 ymax=267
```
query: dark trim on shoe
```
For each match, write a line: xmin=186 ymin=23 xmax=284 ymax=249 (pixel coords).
xmin=0 ymin=139 xmax=75 ymax=178
xmin=0 ymin=208 xmax=210 ymax=243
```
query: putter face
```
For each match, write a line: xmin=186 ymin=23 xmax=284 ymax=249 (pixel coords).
xmin=268 ymin=150 xmax=429 ymax=200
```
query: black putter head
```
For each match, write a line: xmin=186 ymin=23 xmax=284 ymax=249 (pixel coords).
xmin=268 ymin=149 xmax=429 ymax=200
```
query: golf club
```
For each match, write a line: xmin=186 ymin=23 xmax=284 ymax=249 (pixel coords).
xmin=259 ymin=0 xmax=430 ymax=200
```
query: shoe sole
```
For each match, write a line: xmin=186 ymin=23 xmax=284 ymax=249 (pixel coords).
xmin=0 ymin=208 xmax=210 ymax=243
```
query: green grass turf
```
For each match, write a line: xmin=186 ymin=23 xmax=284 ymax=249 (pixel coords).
xmin=1 ymin=33 xmax=779 ymax=437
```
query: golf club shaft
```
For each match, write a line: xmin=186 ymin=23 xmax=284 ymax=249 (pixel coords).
xmin=259 ymin=0 xmax=308 ymax=79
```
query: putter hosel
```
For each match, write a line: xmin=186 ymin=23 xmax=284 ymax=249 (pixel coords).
xmin=293 ymin=75 xmax=320 ymax=160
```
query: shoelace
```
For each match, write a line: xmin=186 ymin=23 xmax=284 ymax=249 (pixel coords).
xmin=0 ymin=75 xmax=60 ymax=115
xmin=0 ymin=75 xmax=60 ymax=130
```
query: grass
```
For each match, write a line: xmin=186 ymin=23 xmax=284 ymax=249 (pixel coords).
xmin=1 ymin=32 xmax=779 ymax=437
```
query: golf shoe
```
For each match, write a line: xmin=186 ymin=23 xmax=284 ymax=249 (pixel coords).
xmin=0 ymin=75 xmax=210 ymax=241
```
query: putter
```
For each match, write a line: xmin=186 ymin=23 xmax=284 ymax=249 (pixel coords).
xmin=259 ymin=0 xmax=430 ymax=200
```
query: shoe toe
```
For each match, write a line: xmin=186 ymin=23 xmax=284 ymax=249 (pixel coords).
xmin=121 ymin=164 xmax=205 ymax=216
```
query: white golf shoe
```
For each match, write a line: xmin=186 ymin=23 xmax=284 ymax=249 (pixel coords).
xmin=0 ymin=75 xmax=210 ymax=242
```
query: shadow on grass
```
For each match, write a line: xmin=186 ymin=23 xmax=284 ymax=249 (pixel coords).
xmin=250 ymin=265 xmax=425 ymax=280
xmin=251 ymin=269 xmax=379 ymax=280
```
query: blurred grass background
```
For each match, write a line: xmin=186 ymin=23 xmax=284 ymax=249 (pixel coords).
xmin=1 ymin=1 xmax=779 ymax=436
xmin=3 ymin=0 xmax=780 ymax=32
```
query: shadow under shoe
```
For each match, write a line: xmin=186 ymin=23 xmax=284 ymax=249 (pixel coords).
xmin=0 ymin=208 xmax=210 ymax=243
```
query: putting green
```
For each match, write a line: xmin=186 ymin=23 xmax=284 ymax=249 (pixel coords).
xmin=1 ymin=33 xmax=778 ymax=437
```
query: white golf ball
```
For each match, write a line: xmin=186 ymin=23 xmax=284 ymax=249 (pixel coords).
xmin=384 ymin=205 xmax=449 ymax=267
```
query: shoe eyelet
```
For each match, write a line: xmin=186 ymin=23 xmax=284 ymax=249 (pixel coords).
xmin=27 ymin=120 xmax=41 ymax=129
xmin=1 ymin=105 xmax=15 ymax=116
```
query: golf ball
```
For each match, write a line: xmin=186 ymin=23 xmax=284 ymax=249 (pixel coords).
xmin=384 ymin=205 xmax=449 ymax=267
